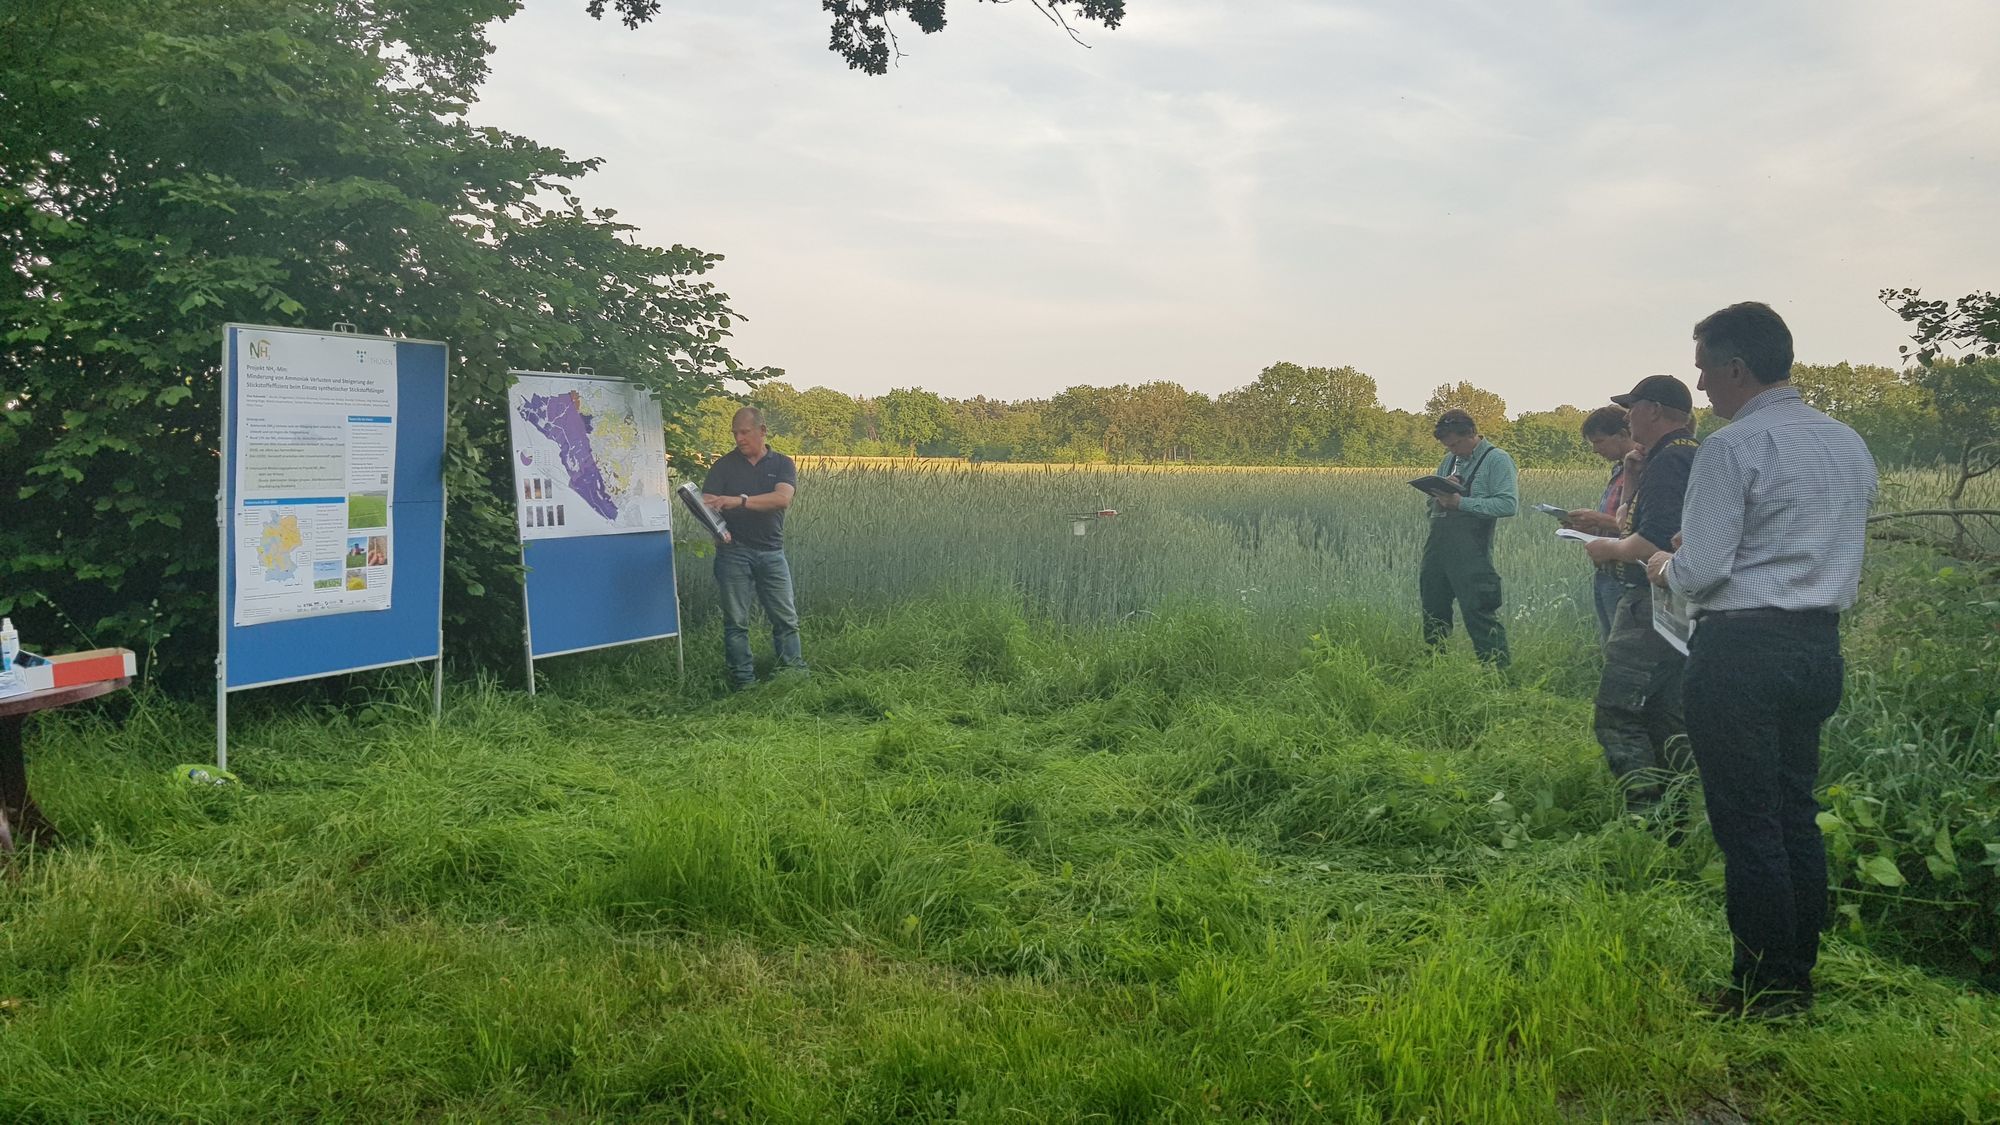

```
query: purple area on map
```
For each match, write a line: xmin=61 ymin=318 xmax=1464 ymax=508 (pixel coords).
xmin=517 ymin=391 xmax=618 ymax=520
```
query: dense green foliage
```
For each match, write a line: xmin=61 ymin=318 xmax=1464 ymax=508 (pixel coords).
xmin=725 ymin=463 xmax=2000 ymax=977
xmin=0 ymin=0 xmax=762 ymax=686
xmin=1882 ymin=287 xmax=2000 ymax=365
xmin=1831 ymin=549 xmax=2000 ymax=972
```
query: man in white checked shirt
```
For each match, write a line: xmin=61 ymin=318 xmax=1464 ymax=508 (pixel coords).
xmin=1645 ymin=302 xmax=1878 ymax=1019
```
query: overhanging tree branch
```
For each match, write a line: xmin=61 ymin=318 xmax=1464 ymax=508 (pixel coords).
xmin=584 ymin=0 xmax=1126 ymax=74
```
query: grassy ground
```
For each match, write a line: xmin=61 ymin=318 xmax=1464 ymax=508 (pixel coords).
xmin=6 ymin=597 xmax=1998 ymax=1122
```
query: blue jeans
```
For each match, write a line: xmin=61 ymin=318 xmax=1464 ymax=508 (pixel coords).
xmin=1592 ymin=571 xmax=1625 ymax=644
xmin=714 ymin=546 xmax=805 ymax=688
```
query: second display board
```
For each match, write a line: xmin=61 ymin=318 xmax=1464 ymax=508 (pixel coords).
xmin=507 ymin=371 xmax=681 ymax=670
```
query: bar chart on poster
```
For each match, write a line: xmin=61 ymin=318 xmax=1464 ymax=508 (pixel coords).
xmin=506 ymin=371 xmax=680 ymax=678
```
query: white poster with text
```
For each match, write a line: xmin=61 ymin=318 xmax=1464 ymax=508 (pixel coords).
xmin=230 ymin=330 xmax=398 ymax=626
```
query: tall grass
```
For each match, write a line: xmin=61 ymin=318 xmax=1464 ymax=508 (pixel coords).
xmin=3 ymin=465 xmax=1997 ymax=1121
xmin=686 ymin=465 xmax=1610 ymax=667
xmin=3 ymin=602 xmax=1996 ymax=1121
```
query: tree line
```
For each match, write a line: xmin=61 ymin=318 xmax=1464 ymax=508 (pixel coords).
xmin=699 ymin=358 xmax=1991 ymax=470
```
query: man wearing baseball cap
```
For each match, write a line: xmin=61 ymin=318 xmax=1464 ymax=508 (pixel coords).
xmin=1582 ymin=375 xmax=1700 ymax=814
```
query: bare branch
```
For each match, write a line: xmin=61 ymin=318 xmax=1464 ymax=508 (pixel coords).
xmin=885 ymin=16 xmax=905 ymax=69
xmin=1030 ymin=0 xmax=1093 ymax=49
xmin=987 ymin=0 xmax=1095 ymax=50
xmin=1867 ymin=509 xmax=2000 ymax=523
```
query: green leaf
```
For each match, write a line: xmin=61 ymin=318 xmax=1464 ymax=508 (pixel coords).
xmin=1859 ymin=855 xmax=1907 ymax=888
xmin=1934 ymin=825 xmax=1958 ymax=867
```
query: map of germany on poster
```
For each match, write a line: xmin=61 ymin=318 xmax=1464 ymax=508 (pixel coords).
xmin=509 ymin=373 xmax=671 ymax=540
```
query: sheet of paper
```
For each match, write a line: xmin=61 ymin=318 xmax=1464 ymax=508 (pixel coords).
xmin=1555 ymin=528 xmax=1615 ymax=544
xmin=1652 ymin=585 xmax=1694 ymax=655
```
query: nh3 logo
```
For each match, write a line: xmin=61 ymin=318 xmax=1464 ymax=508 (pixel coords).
xmin=248 ymin=338 xmax=272 ymax=359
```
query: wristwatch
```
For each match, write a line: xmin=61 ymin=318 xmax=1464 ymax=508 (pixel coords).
xmin=739 ymin=494 xmax=750 ymax=510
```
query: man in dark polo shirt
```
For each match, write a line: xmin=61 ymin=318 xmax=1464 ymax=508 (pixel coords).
xmin=701 ymin=407 xmax=805 ymax=690
xmin=1583 ymin=375 xmax=1700 ymax=812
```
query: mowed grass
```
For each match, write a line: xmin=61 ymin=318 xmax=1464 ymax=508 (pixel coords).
xmin=5 ymin=467 xmax=1998 ymax=1122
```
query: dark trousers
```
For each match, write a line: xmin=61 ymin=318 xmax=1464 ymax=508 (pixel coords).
xmin=1683 ymin=611 xmax=1843 ymax=994
xmin=1419 ymin=516 xmax=1508 ymax=666
xmin=1594 ymin=585 xmax=1689 ymax=803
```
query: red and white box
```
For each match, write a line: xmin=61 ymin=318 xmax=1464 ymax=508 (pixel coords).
xmin=12 ymin=648 xmax=137 ymax=693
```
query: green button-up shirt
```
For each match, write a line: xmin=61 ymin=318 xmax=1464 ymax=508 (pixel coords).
xmin=1428 ymin=439 xmax=1519 ymax=520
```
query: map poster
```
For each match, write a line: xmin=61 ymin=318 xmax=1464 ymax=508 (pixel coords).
xmin=507 ymin=373 xmax=672 ymax=541
xmin=230 ymin=330 xmax=398 ymax=627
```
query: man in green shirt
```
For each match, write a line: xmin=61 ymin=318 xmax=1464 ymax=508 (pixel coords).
xmin=1419 ymin=409 xmax=1518 ymax=666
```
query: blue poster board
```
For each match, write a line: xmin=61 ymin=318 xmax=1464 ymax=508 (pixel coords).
xmin=523 ymin=533 xmax=679 ymax=658
xmin=218 ymin=325 xmax=447 ymax=713
xmin=507 ymin=370 xmax=680 ymax=682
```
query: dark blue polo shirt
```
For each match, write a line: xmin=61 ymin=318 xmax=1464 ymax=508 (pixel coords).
xmin=701 ymin=448 xmax=797 ymax=550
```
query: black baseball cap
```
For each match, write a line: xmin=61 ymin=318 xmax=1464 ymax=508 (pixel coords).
xmin=1611 ymin=375 xmax=1693 ymax=414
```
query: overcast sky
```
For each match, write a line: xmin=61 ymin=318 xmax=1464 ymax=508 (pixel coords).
xmin=474 ymin=0 xmax=1999 ymax=414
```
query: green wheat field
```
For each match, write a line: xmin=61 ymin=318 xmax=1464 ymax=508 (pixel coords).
xmin=5 ymin=466 xmax=1997 ymax=1123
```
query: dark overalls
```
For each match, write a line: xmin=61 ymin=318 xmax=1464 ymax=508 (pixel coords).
xmin=1418 ymin=446 xmax=1509 ymax=666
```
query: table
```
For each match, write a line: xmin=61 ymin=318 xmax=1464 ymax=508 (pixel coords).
xmin=0 ymin=678 xmax=130 ymax=854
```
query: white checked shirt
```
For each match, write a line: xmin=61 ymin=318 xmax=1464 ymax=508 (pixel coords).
xmin=1665 ymin=385 xmax=1878 ymax=613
